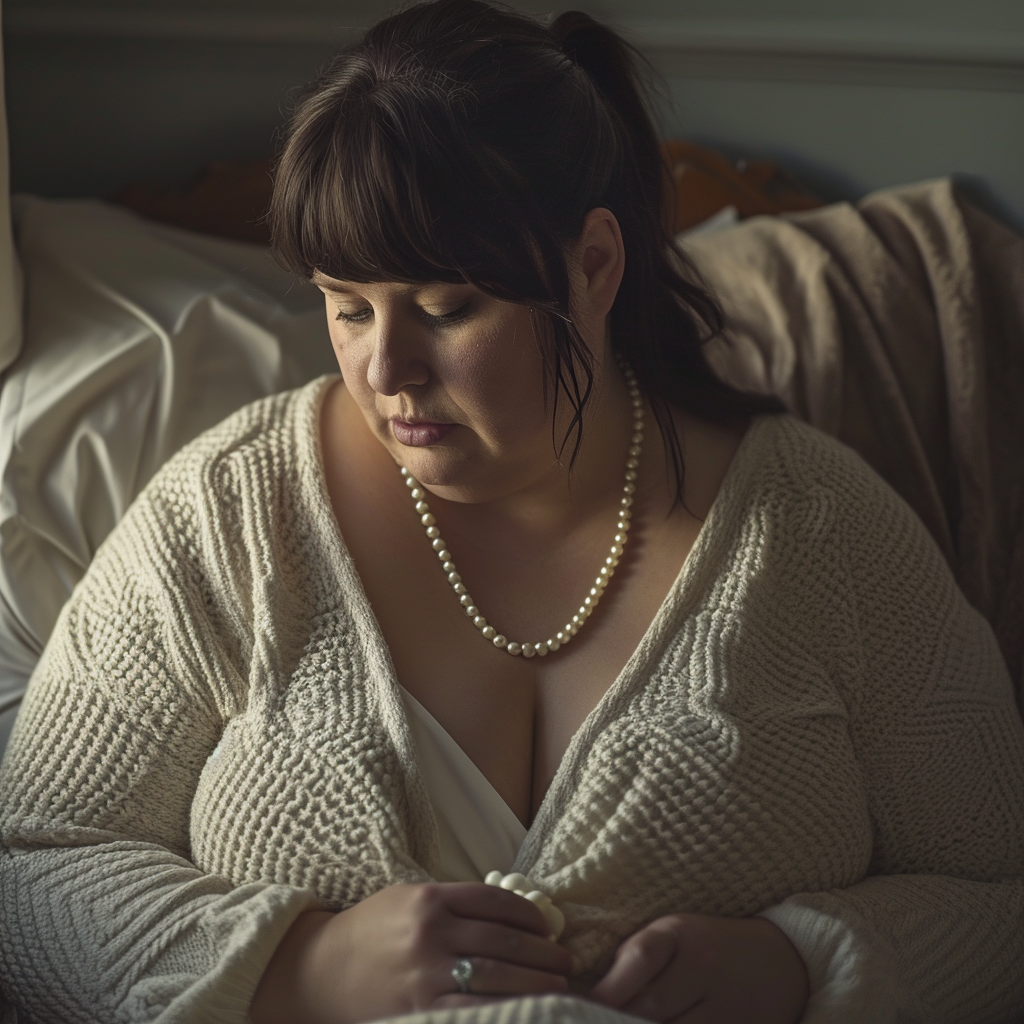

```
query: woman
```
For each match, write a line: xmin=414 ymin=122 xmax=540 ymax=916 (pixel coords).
xmin=1 ymin=2 xmax=1022 ymax=1023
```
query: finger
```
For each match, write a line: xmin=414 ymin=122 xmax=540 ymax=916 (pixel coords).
xmin=432 ymin=994 xmax=520 ymax=1010
xmin=444 ymin=955 xmax=571 ymax=998
xmin=439 ymin=882 xmax=551 ymax=936
xmin=451 ymin=919 xmax=572 ymax=974
xmin=621 ymin=976 xmax=703 ymax=1023
xmin=667 ymin=998 xmax=718 ymax=1024
xmin=591 ymin=926 xmax=676 ymax=1009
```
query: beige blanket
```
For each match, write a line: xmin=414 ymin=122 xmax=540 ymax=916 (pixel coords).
xmin=687 ymin=179 xmax=1024 ymax=714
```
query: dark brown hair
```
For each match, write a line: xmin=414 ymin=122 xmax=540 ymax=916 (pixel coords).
xmin=269 ymin=0 xmax=783 ymax=500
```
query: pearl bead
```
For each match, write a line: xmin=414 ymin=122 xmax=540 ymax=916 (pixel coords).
xmin=500 ymin=873 xmax=530 ymax=891
xmin=401 ymin=362 xmax=643 ymax=660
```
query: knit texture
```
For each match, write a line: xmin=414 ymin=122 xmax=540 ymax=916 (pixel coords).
xmin=1 ymin=377 xmax=1022 ymax=1024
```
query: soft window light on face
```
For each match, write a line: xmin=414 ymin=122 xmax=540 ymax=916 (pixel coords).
xmin=316 ymin=277 xmax=559 ymax=500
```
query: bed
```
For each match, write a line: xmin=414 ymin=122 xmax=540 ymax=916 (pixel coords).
xmin=1 ymin=8 xmax=1024 ymax=1024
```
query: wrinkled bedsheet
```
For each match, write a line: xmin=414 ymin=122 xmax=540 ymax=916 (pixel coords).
xmin=0 ymin=198 xmax=336 ymax=719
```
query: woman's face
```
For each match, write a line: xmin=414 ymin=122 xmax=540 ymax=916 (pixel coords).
xmin=315 ymin=277 xmax=579 ymax=503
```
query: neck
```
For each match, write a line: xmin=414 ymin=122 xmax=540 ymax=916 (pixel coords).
xmin=431 ymin=362 xmax=648 ymax=542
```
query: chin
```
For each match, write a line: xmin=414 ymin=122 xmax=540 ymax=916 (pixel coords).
xmin=400 ymin=451 xmax=514 ymax=506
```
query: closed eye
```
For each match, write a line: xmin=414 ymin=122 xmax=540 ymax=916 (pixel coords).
xmin=335 ymin=307 xmax=372 ymax=324
xmin=423 ymin=302 xmax=472 ymax=327
xmin=335 ymin=301 xmax=473 ymax=327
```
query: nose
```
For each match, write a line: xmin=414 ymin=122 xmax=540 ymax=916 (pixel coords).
xmin=365 ymin=313 xmax=430 ymax=396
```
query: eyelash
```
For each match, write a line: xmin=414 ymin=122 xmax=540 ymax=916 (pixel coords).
xmin=334 ymin=302 xmax=472 ymax=327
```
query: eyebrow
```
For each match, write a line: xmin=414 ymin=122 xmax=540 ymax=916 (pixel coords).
xmin=310 ymin=275 xmax=357 ymax=294
xmin=310 ymin=277 xmax=471 ymax=298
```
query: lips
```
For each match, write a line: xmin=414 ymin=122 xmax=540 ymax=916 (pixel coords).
xmin=390 ymin=419 xmax=457 ymax=447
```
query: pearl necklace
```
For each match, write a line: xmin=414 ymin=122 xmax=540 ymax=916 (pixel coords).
xmin=399 ymin=366 xmax=643 ymax=658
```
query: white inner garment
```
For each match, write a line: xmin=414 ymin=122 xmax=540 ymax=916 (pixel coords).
xmin=400 ymin=686 xmax=527 ymax=882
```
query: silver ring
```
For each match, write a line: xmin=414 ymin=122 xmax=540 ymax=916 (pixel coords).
xmin=451 ymin=957 xmax=474 ymax=994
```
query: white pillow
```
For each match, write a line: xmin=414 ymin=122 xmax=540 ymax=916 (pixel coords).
xmin=0 ymin=198 xmax=336 ymax=744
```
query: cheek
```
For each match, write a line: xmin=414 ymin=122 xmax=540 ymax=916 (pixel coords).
xmin=326 ymin=320 xmax=367 ymax=388
xmin=439 ymin=318 xmax=549 ymax=441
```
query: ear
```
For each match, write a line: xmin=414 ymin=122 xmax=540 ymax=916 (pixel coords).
xmin=573 ymin=207 xmax=625 ymax=318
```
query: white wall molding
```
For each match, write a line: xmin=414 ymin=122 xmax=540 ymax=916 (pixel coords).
xmin=6 ymin=10 xmax=1024 ymax=92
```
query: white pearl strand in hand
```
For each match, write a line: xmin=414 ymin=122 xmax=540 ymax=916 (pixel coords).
xmin=399 ymin=366 xmax=644 ymax=658
xmin=484 ymin=871 xmax=565 ymax=940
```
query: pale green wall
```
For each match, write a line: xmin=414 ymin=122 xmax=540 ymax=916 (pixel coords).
xmin=4 ymin=0 xmax=1023 ymax=227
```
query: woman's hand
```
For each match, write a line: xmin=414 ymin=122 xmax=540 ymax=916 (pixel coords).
xmin=590 ymin=913 xmax=809 ymax=1024
xmin=251 ymin=882 xmax=573 ymax=1024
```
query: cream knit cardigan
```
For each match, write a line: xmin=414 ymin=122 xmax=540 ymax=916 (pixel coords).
xmin=1 ymin=378 xmax=1022 ymax=1024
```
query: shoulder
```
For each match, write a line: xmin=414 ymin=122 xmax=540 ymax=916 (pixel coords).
xmin=720 ymin=412 xmax=967 ymax=640
xmin=149 ymin=375 xmax=333 ymax=498
xmin=733 ymin=414 xmax=935 ymax=555
xmin=725 ymin=415 xmax=1012 ymax=707
xmin=68 ymin=376 xmax=336 ymax=616
xmin=126 ymin=375 xmax=334 ymax=537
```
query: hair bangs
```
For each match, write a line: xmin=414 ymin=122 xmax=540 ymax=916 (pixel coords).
xmin=272 ymin=80 xmax=560 ymax=308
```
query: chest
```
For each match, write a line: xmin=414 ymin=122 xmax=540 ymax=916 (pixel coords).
xmin=330 ymin=467 xmax=702 ymax=826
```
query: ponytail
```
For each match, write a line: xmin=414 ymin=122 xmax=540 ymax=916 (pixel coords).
xmin=270 ymin=0 xmax=784 ymax=505
xmin=550 ymin=12 xmax=668 ymax=232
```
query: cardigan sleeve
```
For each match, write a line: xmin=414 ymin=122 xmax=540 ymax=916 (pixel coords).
xmin=759 ymin=443 xmax=1024 ymax=1024
xmin=0 ymin=480 xmax=320 ymax=1024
